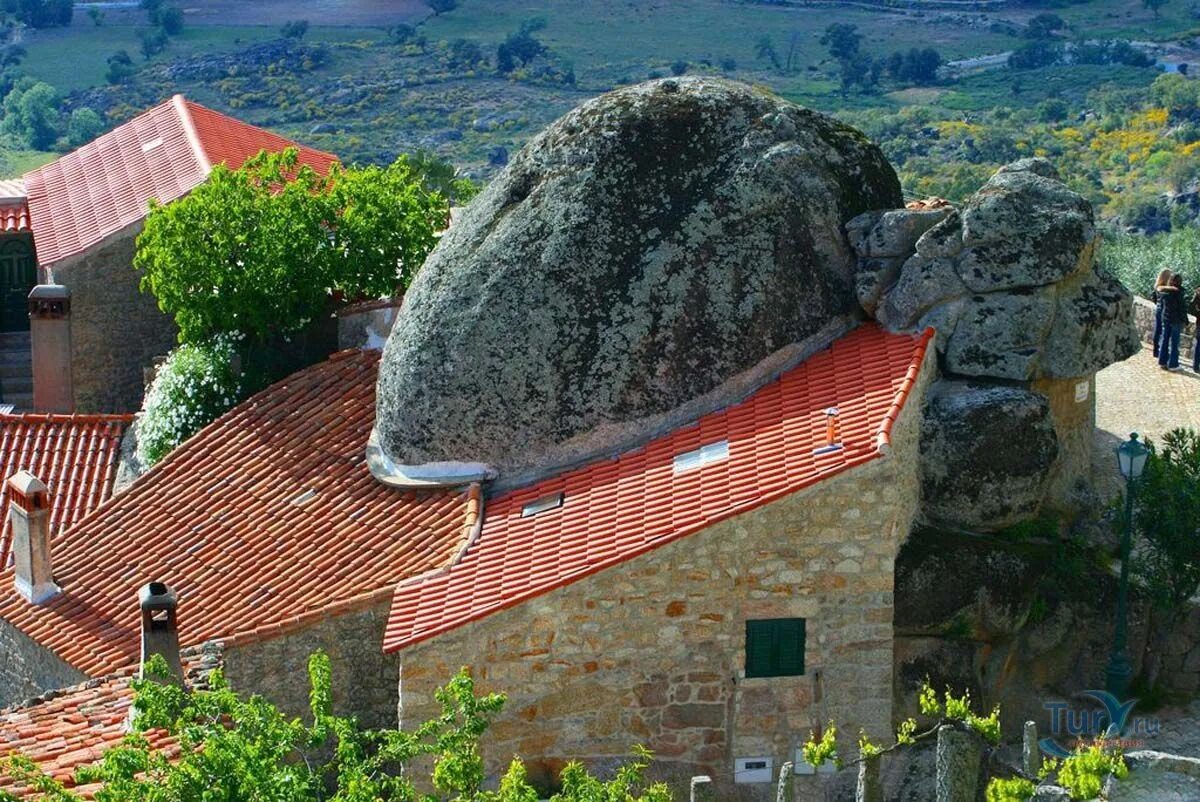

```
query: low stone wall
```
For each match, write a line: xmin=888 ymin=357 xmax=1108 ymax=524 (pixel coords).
xmin=0 ymin=617 xmax=86 ymax=709
xmin=396 ymin=348 xmax=931 ymax=799
xmin=220 ymin=598 xmax=398 ymax=730
xmin=1132 ymin=295 xmax=1196 ymax=363
xmin=45 ymin=224 xmax=178 ymax=414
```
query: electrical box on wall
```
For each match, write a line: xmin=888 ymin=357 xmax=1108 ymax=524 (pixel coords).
xmin=734 ymin=756 xmax=773 ymax=784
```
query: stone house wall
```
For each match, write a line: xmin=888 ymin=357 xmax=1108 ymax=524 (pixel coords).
xmin=219 ymin=598 xmax=398 ymax=730
xmin=0 ymin=617 xmax=85 ymax=709
xmin=43 ymin=223 xmax=177 ymax=414
xmin=395 ymin=346 xmax=931 ymax=797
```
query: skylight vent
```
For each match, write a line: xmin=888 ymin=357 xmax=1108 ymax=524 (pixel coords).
xmin=673 ymin=440 xmax=730 ymax=475
xmin=141 ymin=137 xmax=164 ymax=153
xmin=521 ymin=492 xmax=564 ymax=518
xmin=290 ymin=488 xmax=319 ymax=506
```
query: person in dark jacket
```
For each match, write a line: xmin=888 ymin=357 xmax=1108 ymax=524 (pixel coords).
xmin=1153 ymin=268 xmax=1174 ymax=358
xmin=1159 ymin=274 xmax=1187 ymax=370
xmin=1190 ymin=286 xmax=1200 ymax=372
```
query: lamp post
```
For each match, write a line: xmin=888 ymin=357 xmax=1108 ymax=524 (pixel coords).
xmin=1106 ymin=432 xmax=1150 ymax=698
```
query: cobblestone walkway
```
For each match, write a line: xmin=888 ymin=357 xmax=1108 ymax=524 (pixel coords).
xmin=1093 ymin=345 xmax=1200 ymax=498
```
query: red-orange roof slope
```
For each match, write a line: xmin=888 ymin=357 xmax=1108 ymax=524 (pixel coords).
xmin=24 ymin=95 xmax=338 ymax=267
xmin=384 ymin=324 xmax=934 ymax=652
xmin=0 ymin=414 xmax=132 ymax=570
xmin=0 ymin=349 xmax=472 ymax=677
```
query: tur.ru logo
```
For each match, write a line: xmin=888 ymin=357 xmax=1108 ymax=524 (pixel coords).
xmin=1040 ymin=690 xmax=1160 ymax=758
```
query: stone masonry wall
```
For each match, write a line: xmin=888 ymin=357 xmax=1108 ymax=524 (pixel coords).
xmin=1132 ymin=295 xmax=1196 ymax=364
xmin=0 ymin=617 xmax=86 ymax=709
xmin=45 ymin=223 xmax=177 ymax=414
xmin=396 ymin=345 xmax=931 ymax=798
xmin=220 ymin=599 xmax=398 ymax=730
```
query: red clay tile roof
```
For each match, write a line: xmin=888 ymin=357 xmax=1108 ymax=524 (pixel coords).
xmin=24 ymin=95 xmax=338 ymax=267
xmin=0 ymin=650 xmax=214 ymax=799
xmin=0 ymin=349 xmax=472 ymax=677
xmin=0 ymin=414 xmax=132 ymax=570
xmin=383 ymin=324 xmax=934 ymax=652
xmin=0 ymin=201 xmax=30 ymax=234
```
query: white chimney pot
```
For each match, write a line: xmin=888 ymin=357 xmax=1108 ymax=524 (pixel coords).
xmin=8 ymin=470 xmax=59 ymax=605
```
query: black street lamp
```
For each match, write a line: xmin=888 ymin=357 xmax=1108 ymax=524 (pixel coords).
xmin=1106 ymin=432 xmax=1150 ymax=699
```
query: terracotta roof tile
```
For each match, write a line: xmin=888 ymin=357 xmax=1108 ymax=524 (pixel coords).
xmin=383 ymin=324 xmax=934 ymax=652
xmin=0 ymin=414 xmax=132 ymax=570
xmin=0 ymin=651 xmax=215 ymax=799
xmin=24 ymin=95 xmax=337 ymax=267
xmin=0 ymin=350 xmax=470 ymax=677
xmin=0 ymin=200 xmax=30 ymax=234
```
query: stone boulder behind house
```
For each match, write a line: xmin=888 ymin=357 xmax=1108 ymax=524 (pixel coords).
xmin=848 ymin=158 xmax=1140 ymax=531
xmin=373 ymin=77 xmax=902 ymax=485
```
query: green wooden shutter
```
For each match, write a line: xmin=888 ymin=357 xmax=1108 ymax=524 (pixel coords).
xmin=745 ymin=618 xmax=806 ymax=678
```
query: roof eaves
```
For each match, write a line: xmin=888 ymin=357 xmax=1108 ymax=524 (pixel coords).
xmin=171 ymin=94 xmax=212 ymax=177
xmin=874 ymin=327 xmax=935 ymax=455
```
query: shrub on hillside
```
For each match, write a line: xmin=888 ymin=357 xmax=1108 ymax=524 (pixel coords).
xmin=137 ymin=334 xmax=246 ymax=467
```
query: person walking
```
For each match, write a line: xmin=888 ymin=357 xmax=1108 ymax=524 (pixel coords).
xmin=1153 ymin=268 xmax=1174 ymax=359
xmin=1159 ymin=273 xmax=1187 ymax=371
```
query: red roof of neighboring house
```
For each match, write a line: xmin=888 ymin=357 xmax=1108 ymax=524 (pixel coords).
xmin=0 ymin=414 xmax=132 ymax=570
xmin=0 ymin=650 xmax=215 ymax=799
xmin=0 ymin=349 xmax=473 ymax=677
xmin=383 ymin=324 xmax=934 ymax=652
xmin=24 ymin=95 xmax=338 ymax=267
xmin=0 ymin=202 xmax=30 ymax=234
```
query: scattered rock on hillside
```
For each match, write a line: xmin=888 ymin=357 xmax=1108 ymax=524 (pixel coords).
xmin=374 ymin=77 xmax=902 ymax=484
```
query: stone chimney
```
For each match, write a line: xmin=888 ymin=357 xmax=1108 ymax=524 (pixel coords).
xmin=138 ymin=582 xmax=183 ymax=683
xmin=28 ymin=284 xmax=73 ymax=413
xmin=8 ymin=470 xmax=59 ymax=604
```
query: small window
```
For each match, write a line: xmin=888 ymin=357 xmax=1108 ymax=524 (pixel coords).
xmin=521 ymin=492 xmax=563 ymax=518
xmin=673 ymin=439 xmax=730 ymax=474
xmin=745 ymin=618 xmax=806 ymax=678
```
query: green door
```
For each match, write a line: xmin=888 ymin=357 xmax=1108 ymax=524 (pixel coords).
xmin=0 ymin=237 xmax=35 ymax=332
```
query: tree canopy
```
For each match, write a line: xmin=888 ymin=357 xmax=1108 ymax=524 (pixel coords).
xmin=135 ymin=148 xmax=447 ymax=345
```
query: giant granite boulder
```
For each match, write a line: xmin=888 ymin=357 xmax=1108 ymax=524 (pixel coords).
xmin=372 ymin=77 xmax=902 ymax=485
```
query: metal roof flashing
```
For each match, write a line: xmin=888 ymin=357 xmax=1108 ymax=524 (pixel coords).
xmin=365 ymin=427 xmax=496 ymax=489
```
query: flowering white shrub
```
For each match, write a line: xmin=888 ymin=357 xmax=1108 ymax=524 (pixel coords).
xmin=137 ymin=334 xmax=245 ymax=467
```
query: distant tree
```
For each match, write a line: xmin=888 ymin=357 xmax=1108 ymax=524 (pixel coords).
xmin=0 ymin=45 xmax=24 ymax=68
xmin=0 ymin=78 xmax=61 ymax=150
xmin=11 ymin=0 xmax=71 ymax=28
xmin=105 ymin=50 xmax=136 ymax=84
xmin=140 ymin=27 xmax=169 ymax=60
xmin=1036 ymin=97 xmax=1069 ymax=122
xmin=66 ymin=107 xmax=104 ymax=147
xmin=496 ymin=23 xmax=546 ymax=75
xmin=1008 ymin=39 xmax=1062 ymax=69
xmin=135 ymin=149 xmax=447 ymax=345
xmin=86 ymin=6 xmax=104 ymax=25
xmin=670 ymin=59 xmax=688 ymax=76
xmin=390 ymin=23 xmax=415 ymax=43
xmin=140 ymin=0 xmax=162 ymax=23
xmin=427 ymin=0 xmax=457 ymax=14
xmin=820 ymin=23 xmax=861 ymax=62
xmin=448 ymin=37 xmax=484 ymax=70
xmin=1024 ymin=12 xmax=1065 ymax=39
xmin=1143 ymin=0 xmax=1168 ymax=17
xmin=719 ymin=56 xmax=737 ymax=72
xmin=890 ymin=47 xmax=942 ymax=85
xmin=280 ymin=19 xmax=308 ymax=39
xmin=159 ymin=6 xmax=184 ymax=35
xmin=755 ymin=35 xmax=781 ymax=71
xmin=838 ymin=53 xmax=874 ymax=95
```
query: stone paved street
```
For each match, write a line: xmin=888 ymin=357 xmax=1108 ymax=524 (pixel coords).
xmin=1093 ymin=345 xmax=1200 ymax=499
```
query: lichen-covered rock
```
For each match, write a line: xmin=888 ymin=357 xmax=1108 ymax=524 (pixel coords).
xmin=847 ymin=208 xmax=952 ymax=258
xmin=956 ymin=167 xmax=1095 ymax=294
xmin=877 ymin=255 xmax=968 ymax=330
xmin=920 ymin=381 xmax=1059 ymax=530
xmin=374 ymin=77 xmax=901 ymax=483
xmin=943 ymin=288 xmax=1057 ymax=380
xmin=1042 ymin=267 xmax=1142 ymax=379
xmin=855 ymin=256 xmax=905 ymax=317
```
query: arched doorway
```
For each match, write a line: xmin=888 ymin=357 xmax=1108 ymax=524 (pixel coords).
xmin=0 ymin=236 xmax=35 ymax=332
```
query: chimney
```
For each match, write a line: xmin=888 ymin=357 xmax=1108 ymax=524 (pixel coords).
xmin=29 ymin=284 xmax=73 ymax=413
xmin=8 ymin=471 xmax=59 ymax=604
xmin=138 ymin=582 xmax=183 ymax=684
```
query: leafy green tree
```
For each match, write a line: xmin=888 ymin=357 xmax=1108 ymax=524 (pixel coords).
xmin=65 ymin=107 xmax=104 ymax=148
xmin=449 ymin=38 xmax=485 ymax=70
xmin=1130 ymin=429 xmax=1200 ymax=687
xmin=1008 ymin=39 xmax=1063 ymax=69
xmin=0 ymin=653 xmax=672 ymax=802
xmin=280 ymin=18 xmax=309 ymax=39
xmin=670 ymin=59 xmax=688 ymax=76
xmin=159 ymin=5 xmax=183 ymax=35
xmin=86 ymin=6 xmax=104 ymax=25
xmin=105 ymin=50 xmax=137 ymax=85
xmin=820 ymin=23 xmax=861 ymax=63
xmin=139 ymin=27 xmax=168 ymax=60
xmin=10 ymin=0 xmax=71 ymax=28
xmin=135 ymin=149 xmax=446 ymax=345
xmin=140 ymin=0 xmax=162 ymax=23
xmin=1025 ymin=12 xmax=1065 ymax=39
xmin=0 ymin=78 xmax=61 ymax=150
xmin=496 ymin=23 xmax=546 ymax=75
